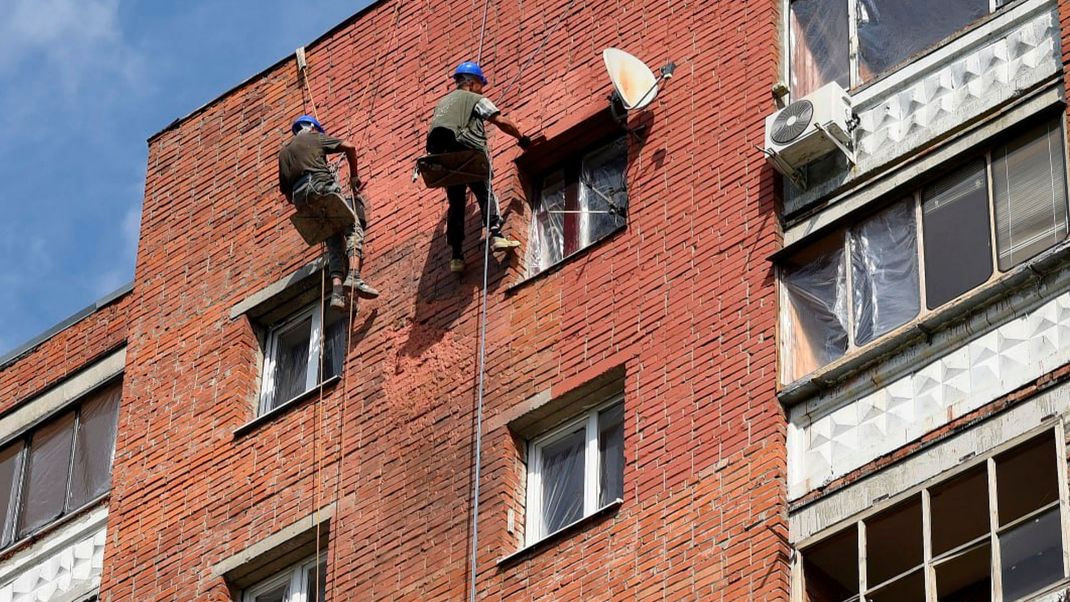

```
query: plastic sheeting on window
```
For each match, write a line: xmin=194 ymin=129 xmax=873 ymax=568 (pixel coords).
xmin=0 ymin=443 xmax=22 ymax=546
xmin=18 ymin=412 xmax=75 ymax=538
xmin=781 ymin=245 xmax=848 ymax=382
xmin=579 ymin=138 xmax=628 ymax=249
xmin=857 ymin=0 xmax=988 ymax=83
xmin=539 ymin=427 xmax=586 ymax=536
xmin=597 ymin=404 xmax=624 ymax=507
xmin=790 ymin=0 xmax=850 ymax=97
xmin=68 ymin=385 xmax=120 ymax=510
xmin=527 ymin=169 xmax=567 ymax=275
xmin=322 ymin=312 xmax=347 ymax=381
xmin=254 ymin=584 xmax=289 ymax=602
xmin=850 ymin=199 xmax=920 ymax=346
xmin=269 ymin=317 xmax=313 ymax=411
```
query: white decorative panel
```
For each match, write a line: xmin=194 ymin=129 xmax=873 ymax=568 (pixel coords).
xmin=789 ymin=289 xmax=1070 ymax=498
xmin=854 ymin=5 xmax=1059 ymax=165
xmin=0 ymin=509 xmax=107 ymax=602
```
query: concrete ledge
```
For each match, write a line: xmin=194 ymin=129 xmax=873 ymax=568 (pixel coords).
xmin=229 ymin=259 xmax=325 ymax=320
xmin=212 ymin=503 xmax=335 ymax=589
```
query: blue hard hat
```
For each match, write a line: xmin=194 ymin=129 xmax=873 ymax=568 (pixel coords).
xmin=453 ymin=61 xmax=488 ymax=85
xmin=292 ymin=114 xmax=325 ymax=135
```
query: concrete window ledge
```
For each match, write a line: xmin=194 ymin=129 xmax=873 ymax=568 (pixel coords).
xmin=233 ymin=375 xmax=340 ymax=438
xmin=496 ymin=499 xmax=623 ymax=568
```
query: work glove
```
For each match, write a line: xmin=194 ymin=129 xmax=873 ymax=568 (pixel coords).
xmin=517 ymin=135 xmax=532 ymax=150
xmin=349 ymin=176 xmax=363 ymax=191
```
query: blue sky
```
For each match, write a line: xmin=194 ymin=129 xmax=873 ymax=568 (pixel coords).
xmin=0 ymin=0 xmax=374 ymax=356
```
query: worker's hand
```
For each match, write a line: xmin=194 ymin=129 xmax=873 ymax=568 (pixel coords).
xmin=517 ymin=135 xmax=532 ymax=150
xmin=349 ymin=176 xmax=363 ymax=191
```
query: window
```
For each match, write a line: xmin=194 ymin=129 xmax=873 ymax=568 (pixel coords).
xmin=797 ymin=431 xmax=1067 ymax=601
xmin=527 ymin=136 xmax=628 ymax=276
xmin=525 ymin=400 xmax=624 ymax=545
xmin=0 ymin=384 xmax=120 ymax=547
xmin=780 ymin=119 xmax=1068 ymax=382
xmin=243 ymin=557 xmax=326 ymax=602
xmin=789 ymin=0 xmax=998 ymax=97
xmin=259 ymin=303 xmax=346 ymax=415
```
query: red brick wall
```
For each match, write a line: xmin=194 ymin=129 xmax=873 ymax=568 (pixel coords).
xmin=101 ymin=0 xmax=786 ymax=599
xmin=0 ymin=292 xmax=129 ymax=414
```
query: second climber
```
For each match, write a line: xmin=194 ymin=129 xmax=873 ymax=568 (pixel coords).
xmin=426 ymin=61 xmax=533 ymax=273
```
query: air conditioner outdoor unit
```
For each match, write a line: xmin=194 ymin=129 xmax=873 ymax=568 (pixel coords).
xmin=763 ymin=82 xmax=854 ymax=188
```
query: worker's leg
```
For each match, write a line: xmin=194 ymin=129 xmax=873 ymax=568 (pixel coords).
xmin=342 ymin=214 xmax=379 ymax=299
xmin=470 ymin=180 xmax=520 ymax=250
xmin=446 ymin=184 xmax=468 ymax=260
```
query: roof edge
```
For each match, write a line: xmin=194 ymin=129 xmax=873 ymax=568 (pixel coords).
xmin=147 ymin=0 xmax=388 ymax=144
xmin=0 ymin=281 xmax=134 ymax=371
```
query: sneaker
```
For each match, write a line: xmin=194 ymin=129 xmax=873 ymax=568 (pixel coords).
xmin=343 ymin=271 xmax=380 ymax=299
xmin=449 ymin=258 xmax=465 ymax=273
xmin=491 ymin=234 xmax=521 ymax=251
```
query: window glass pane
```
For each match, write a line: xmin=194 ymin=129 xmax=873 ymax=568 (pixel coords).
xmin=17 ymin=412 xmax=75 ymax=537
xmin=930 ymin=465 xmax=989 ymax=556
xmin=922 ymin=159 xmax=992 ymax=309
xmin=306 ymin=562 xmax=327 ymax=602
xmin=579 ymin=137 xmax=628 ymax=249
xmin=781 ymin=237 xmax=848 ymax=381
xmin=68 ymin=386 xmax=120 ymax=510
xmin=321 ymin=310 xmax=347 ymax=382
xmin=850 ymin=199 xmax=920 ymax=345
xmin=857 ymin=0 xmax=989 ymax=84
xmin=802 ymin=524 xmax=858 ymax=602
xmin=597 ymin=404 xmax=624 ymax=506
xmin=527 ymin=169 xmax=566 ymax=274
xmin=269 ymin=316 xmax=313 ymax=410
xmin=992 ymin=120 xmax=1069 ymax=270
xmin=790 ymin=0 xmax=850 ymax=97
xmin=253 ymin=583 xmax=288 ymax=602
xmin=999 ymin=508 xmax=1063 ymax=601
xmin=866 ymin=495 xmax=923 ymax=586
xmin=934 ymin=542 xmax=991 ymax=602
xmin=865 ymin=568 xmax=924 ymax=601
xmin=996 ymin=432 xmax=1059 ymax=527
xmin=0 ymin=443 xmax=23 ymax=546
xmin=539 ymin=426 xmax=586 ymax=535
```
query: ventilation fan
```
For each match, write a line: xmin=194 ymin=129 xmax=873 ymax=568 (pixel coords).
xmin=763 ymin=82 xmax=853 ymax=188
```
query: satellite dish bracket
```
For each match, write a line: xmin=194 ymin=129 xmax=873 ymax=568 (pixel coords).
xmin=606 ymin=60 xmax=676 ymax=128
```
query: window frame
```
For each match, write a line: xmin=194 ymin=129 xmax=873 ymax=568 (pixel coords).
xmin=524 ymin=396 xmax=625 ymax=546
xmin=0 ymin=382 xmax=120 ymax=549
xmin=258 ymin=302 xmax=332 ymax=416
xmin=525 ymin=135 xmax=629 ymax=278
xmin=779 ymin=117 xmax=1070 ymax=384
xmin=792 ymin=425 xmax=1070 ymax=601
xmin=784 ymin=0 xmax=1006 ymax=98
xmin=242 ymin=556 xmax=325 ymax=602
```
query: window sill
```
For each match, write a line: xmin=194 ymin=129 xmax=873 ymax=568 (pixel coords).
xmin=0 ymin=494 xmax=109 ymax=564
xmin=496 ymin=498 xmax=623 ymax=568
xmin=506 ymin=225 xmax=627 ymax=294
xmin=233 ymin=375 xmax=341 ymax=438
xmin=779 ymin=240 xmax=1070 ymax=406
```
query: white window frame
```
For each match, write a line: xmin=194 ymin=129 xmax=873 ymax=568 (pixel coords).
xmin=792 ymin=425 xmax=1070 ymax=601
xmin=258 ymin=304 xmax=326 ymax=415
xmin=242 ymin=556 xmax=324 ymax=602
xmin=783 ymin=0 xmax=1005 ymax=98
xmin=525 ymin=396 xmax=624 ymax=546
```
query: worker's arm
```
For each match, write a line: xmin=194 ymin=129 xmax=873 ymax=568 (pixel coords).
xmin=334 ymin=140 xmax=363 ymax=190
xmin=487 ymin=114 xmax=528 ymax=146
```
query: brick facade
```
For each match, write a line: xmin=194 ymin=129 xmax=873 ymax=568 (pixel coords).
xmin=97 ymin=0 xmax=787 ymax=600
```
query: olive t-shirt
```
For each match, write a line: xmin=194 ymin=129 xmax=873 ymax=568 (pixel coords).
xmin=277 ymin=131 xmax=344 ymax=198
xmin=428 ymin=89 xmax=501 ymax=150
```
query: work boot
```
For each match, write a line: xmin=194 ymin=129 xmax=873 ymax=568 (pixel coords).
xmin=343 ymin=271 xmax=380 ymax=299
xmin=329 ymin=284 xmax=348 ymax=312
xmin=491 ymin=233 xmax=521 ymax=251
xmin=449 ymin=258 xmax=465 ymax=273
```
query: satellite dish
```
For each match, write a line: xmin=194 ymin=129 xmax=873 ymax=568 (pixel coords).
xmin=603 ymin=48 xmax=660 ymax=110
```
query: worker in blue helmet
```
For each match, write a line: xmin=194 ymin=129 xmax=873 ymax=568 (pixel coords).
xmin=278 ymin=114 xmax=380 ymax=308
xmin=427 ymin=61 xmax=533 ymax=273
